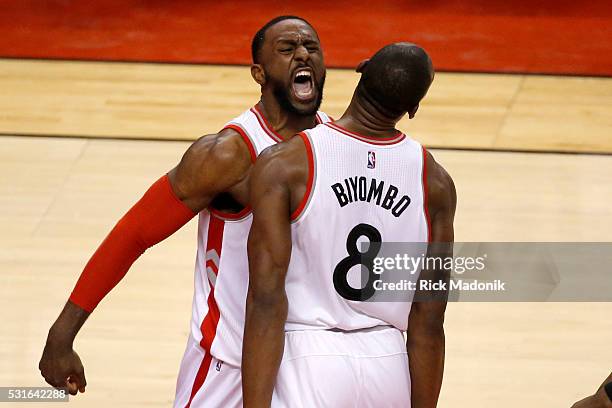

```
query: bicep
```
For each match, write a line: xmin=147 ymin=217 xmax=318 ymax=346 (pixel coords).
xmin=427 ymin=152 xmax=456 ymax=244
xmin=412 ymin=154 xmax=456 ymax=311
xmin=429 ymin=178 xmax=456 ymax=244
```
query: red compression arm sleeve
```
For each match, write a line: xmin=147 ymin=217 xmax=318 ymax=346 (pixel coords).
xmin=69 ymin=175 xmax=196 ymax=312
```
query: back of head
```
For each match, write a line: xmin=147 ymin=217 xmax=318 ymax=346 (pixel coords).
xmin=357 ymin=43 xmax=434 ymax=117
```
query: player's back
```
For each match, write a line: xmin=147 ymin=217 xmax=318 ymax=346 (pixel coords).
xmin=272 ymin=122 xmax=428 ymax=407
xmin=286 ymin=121 xmax=429 ymax=333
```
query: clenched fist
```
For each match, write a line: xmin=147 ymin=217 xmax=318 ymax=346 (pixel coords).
xmin=39 ymin=332 xmax=87 ymax=396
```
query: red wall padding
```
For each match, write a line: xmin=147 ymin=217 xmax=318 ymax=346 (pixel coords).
xmin=1 ymin=0 xmax=611 ymax=75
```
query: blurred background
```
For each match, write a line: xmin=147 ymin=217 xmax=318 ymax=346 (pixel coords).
xmin=1 ymin=1 xmax=611 ymax=407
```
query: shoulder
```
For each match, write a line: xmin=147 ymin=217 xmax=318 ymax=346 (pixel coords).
xmin=251 ymin=134 xmax=309 ymax=190
xmin=170 ymin=128 xmax=253 ymax=199
xmin=424 ymin=149 xmax=456 ymax=216
xmin=182 ymin=127 xmax=252 ymax=168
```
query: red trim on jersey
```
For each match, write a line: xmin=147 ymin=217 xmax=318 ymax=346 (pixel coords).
xmin=325 ymin=122 xmax=406 ymax=145
xmin=185 ymin=352 xmax=212 ymax=408
xmin=422 ymin=146 xmax=432 ymax=243
xmin=200 ymin=216 xmax=224 ymax=349
xmin=185 ymin=216 xmax=225 ymax=408
xmin=290 ymin=132 xmax=315 ymax=221
xmin=223 ymin=124 xmax=256 ymax=163
xmin=315 ymin=112 xmax=323 ymax=124
xmin=250 ymin=105 xmax=283 ymax=143
xmin=251 ymin=104 xmax=325 ymax=143
xmin=209 ymin=206 xmax=251 ymax=221
xmin=209 ymin=125 xmax=254 ymax=220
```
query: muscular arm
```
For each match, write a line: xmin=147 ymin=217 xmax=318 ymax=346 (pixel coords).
xmin=40 ymin=129 xmax=252 ymax=394
xmin=242 ymin=138 xmax=307 ymax=408
xmin=407 ymin=150 xmax=456 ymax=408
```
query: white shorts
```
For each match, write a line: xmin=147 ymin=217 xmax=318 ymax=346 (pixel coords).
xmin=174 ymin=334 xmax=241 ymax=408
xmin=272 ymin=326 xmax=411 ymax=408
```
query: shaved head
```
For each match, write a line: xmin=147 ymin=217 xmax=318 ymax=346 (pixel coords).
xmin=357 ymin=43 xmax=434 ymax=117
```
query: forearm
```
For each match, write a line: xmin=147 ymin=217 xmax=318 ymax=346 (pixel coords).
xmin=69 ymin=175 xmax=195 ymax=312
xmin=407 ymin=314 xmax=445 ymax=408
xmin=242 ymin=295 xmax=288 ymax=408
xmin=408 ymin=254 xmax=448 ymax=407
xmin=69 ymin=215 xmax=152 ymax=311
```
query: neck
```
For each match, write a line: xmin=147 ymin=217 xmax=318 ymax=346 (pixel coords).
xmin=257 ymin=92 xmax=318 ymax=139
xmin=335 ymin=91 xmax=403 ymax=138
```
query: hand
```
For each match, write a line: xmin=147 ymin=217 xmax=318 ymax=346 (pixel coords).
xmin=39 ymin=333 xmax=87 ymax=396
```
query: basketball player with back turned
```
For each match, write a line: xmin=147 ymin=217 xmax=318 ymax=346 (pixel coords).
xmin=243 ymin=43 xmax=456 ymax=407
xmin=39 ymin=16 xmax=330 ymax=407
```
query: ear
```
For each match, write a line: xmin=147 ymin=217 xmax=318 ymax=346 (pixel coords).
xmin=251 ymin=64 xmax=266 ymax=86
xmin=355 ymin=59 xmax=370 ymax=73
xmin=408 ymin=104 xmax=419 ymax=119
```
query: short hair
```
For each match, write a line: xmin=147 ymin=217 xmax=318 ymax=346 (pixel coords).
xmin=357 ymin=43 xmax=434 ymax=115
xmin=251 ymin=15 xmax=313 ymax=64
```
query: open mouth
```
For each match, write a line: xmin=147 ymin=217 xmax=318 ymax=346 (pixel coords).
xmin=292 ymin=69 xmax=315 ymax=102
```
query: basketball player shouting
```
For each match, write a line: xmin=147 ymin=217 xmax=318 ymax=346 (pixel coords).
xmin=39 ymin=16 xmax=330 ymax=407
xmin=243 ymin=43 xmax=456 ymax=407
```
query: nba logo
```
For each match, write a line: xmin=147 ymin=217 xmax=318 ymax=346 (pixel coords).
xmin=367 ymin=151 xmax=376 ymax=169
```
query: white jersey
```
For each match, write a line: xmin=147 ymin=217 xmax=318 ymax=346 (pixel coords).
xmin=184 ymin=106 xmax=331 ymax=369
xmin=175 ymin=106 xmax=331 ymax=406
xmin=285 ymin=122 xmax=429 ymax=332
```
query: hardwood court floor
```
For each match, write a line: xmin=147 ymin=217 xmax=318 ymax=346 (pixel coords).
xmin=1 ymin=59 xmax=612 ymax=153
xmin=1 ymin=58 xmax=611 ymax=407
xmin=1 ymin=135 xmax=610 ymax=407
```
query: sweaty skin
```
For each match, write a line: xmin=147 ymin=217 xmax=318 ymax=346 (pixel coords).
xmin=243 ymin=49 xmax=456 ymax=406
xmin=39 ymin=18 xmax=325 ymax=396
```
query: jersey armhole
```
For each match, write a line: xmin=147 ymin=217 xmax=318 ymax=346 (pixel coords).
xmin=290 ymin=132 xmax=316 ymax=222
xmin=421 ymin=145 xmax=432 ymax=242
xmin=223 ymin=124 xmax=257 ymax=163
xmin=207 ymin=124 xmax=256 ymax=221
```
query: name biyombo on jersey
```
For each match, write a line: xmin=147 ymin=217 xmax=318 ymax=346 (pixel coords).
xmin=331 ymin=176 xmax=411 ymax=218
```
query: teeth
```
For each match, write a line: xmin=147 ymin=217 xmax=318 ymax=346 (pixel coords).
xmin=296 ymin=71 xmax=311 ymax=78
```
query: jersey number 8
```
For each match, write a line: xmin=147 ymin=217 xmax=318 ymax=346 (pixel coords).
xmin=333 ymin=223 xmax=382 ymax=301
